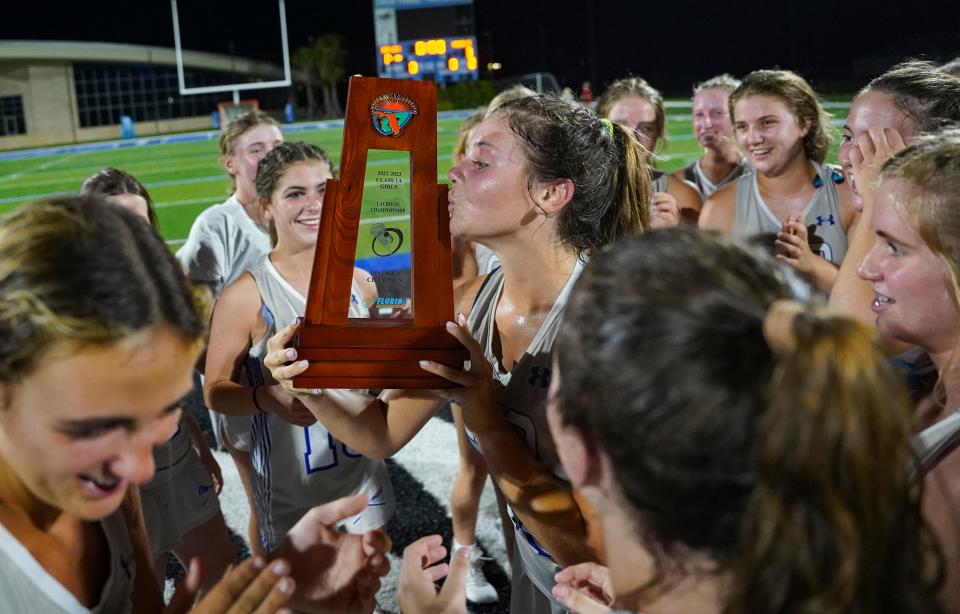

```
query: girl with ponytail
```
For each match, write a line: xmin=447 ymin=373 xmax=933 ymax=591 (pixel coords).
xmin=598 ymin=76 xmax=702 ymax=223
xmin=548 ymin=228 xmax=941 ymax=614
xmin=266 ymin=93 xmax=652 ymax=612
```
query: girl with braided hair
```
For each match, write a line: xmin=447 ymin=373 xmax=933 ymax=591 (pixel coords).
xmin=204 ymin=141 xmax=395 ymax=558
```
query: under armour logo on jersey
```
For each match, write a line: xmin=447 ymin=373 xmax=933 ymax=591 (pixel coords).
xmin=816 ymin=214 xmax=836 ymax=226
xmin=528 ymin=366 xmax=551 ymax=388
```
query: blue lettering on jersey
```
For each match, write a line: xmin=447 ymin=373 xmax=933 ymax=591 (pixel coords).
xmin=304 ymin=428 xmax=363 ymax=473
xmin=528 ymin=366 xmax=551 ymax=388
xmin=816 ymin=214 xmax=836 ymax=226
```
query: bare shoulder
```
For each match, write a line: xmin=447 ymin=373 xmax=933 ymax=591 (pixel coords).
xmin=453 ymin=274 xmax=490 ymax=320
xmin=216 ymin=271 xmax=261 ymax=315
xmin=666 ymin=175 xmax=703 ymax=212
xmin=698 ymin=180 xmax=738 ymax=232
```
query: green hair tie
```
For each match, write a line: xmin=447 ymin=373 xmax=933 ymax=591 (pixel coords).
xmin=600 ymin=118 xmax=615 ymax=137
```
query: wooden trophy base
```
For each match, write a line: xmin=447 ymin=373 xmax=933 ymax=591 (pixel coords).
xmin=293 ymin=320 xmax=468 ymax=390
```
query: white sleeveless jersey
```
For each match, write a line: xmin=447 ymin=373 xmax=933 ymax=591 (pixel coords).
xmin=0 ymin=511 xmax=135 ymax=613
xmin=465 ymin=259 xmax=584 ymax=609
xmin=245 ymin=258 xmax=394 ymax=552
xmin=733 ymin=161 xmax=848 ymax=264
xmin=650 ymin=169 xmax=669 ymax=194
xmin=648 ymin=170 xmax=670 ymax=221
xmin=682 ymin=157 xmax=751 ymax=199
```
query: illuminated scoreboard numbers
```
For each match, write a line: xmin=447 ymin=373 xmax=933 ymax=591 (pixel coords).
xmin=377 ymin=36 xmax=478 ymax=82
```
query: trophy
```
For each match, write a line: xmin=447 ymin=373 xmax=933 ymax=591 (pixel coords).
xmin=293 ymin=76 xmax=468 ymax=389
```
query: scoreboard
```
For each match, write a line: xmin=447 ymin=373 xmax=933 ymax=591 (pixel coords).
xmin=378 ymin=37 xmax=478 ymax=82
xmin=373 ymin=0 xmax=479 ymax=83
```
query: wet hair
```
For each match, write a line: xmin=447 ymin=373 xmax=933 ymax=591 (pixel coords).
xmin=556 ymin=228 xmax=942 ymax=614
xmin=940 ymin=57 xmax=960 ymax=78
xmin=219 ymin=110 xmax=282 ymax=194
xmin=693 ymin=73 xmax=741 ymax=96
xmin=452 ymin=109 xmax=486 ymax=163
xmin=79 ymin=167 xmax=158 ymax=226
xmin=596 ymin=77 xmax=666 ymax=151
xmin=729 ymin=69 xmax=833 ymax=163
xmin=254 ymin=141 xmax=334 ymax=247
xmin=494 ymin=93 xmax=650 ymax=254
xmin=859 ymin=60 xmax=960 ymax=133
xmin=0 ymin=196 xmax=208 ymax=389
xmin=485 ymin=84 xmax=535 ymax=117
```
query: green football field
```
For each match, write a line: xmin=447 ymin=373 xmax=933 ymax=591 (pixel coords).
xmin=0 ymin=104 xmax=850 ymax=249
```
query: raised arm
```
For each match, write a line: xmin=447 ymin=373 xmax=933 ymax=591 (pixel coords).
xmin=418 ymin=312 xmax=600 ymax=567
xmin=204 ymin=273 xmax=315 ymax=426
xmin=260 ymin=276 xmax=495 ymax=459
xmin=263 ymin=320 xmax=446 ymax=459
xmin=829 ymin=127 xmax=907 ymax=329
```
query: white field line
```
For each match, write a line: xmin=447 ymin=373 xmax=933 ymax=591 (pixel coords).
xmin=0 ymin=153 xmax=77 ymax=183
xmin=0 ymin=174 xmax=226 ymax=206
xmin=0 ymin=158 xmax=223 ymax=192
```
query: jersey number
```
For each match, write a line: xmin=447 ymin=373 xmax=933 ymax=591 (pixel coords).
xmin=303 ymin=428 xmax=363 ymax=474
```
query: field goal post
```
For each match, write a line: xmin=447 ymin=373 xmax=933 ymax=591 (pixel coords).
xmin=217 ymin=99 xmax=260 ymax=128
xmin=170 ymin=0 xmax=291 ymax=117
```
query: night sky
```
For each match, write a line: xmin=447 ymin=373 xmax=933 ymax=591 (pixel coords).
xmin=2 ymin=1 xmax=959 ymax=95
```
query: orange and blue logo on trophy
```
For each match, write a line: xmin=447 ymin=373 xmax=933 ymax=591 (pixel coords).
xmin=370 ymin=93 xmax=419 ymax=137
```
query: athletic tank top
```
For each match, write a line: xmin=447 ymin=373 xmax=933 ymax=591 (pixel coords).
xmin=649 ymin=170 xmax=669 ymax=220
xmin=650 ymin=169 xmax=669 ymax=194
xmin=682 ymin=157 xmax=750 ymax=199
xmin=0 ymin=511 xmax=135 ymax=613
xmin=465 ymin=259 xmax=584 ymax=604
xmin=915 ymin=411 xmax=960 ymax=476
xmin=245 ymin=258 xmax=395 ymax=552
xmin=733 ymin=161 xmax=847 ymax=264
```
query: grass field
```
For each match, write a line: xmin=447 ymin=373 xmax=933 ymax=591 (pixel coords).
xmin=0 ymin=102 xmax=852 ymax=247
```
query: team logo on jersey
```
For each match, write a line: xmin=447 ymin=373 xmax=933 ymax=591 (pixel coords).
xmin=528 ymin=366 xmax=551 ymax=388
xmin=370 ymin=93 xmax=418 ymax=137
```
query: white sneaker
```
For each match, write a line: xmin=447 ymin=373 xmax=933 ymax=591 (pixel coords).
xmin=454 ymin=542 xmax=498 ymax=604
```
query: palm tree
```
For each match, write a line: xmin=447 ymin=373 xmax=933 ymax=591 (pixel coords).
xmin=312 ymin=34 xmax=346 ymax=118
xmin=292 ymin=46 xmax=318 ymax=119
xmin=292 ymin=34 xmax=347 ymax=119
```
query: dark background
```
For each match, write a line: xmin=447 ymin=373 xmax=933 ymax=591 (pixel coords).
xmin=3 ymin=1 xmax=959 ymax=95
